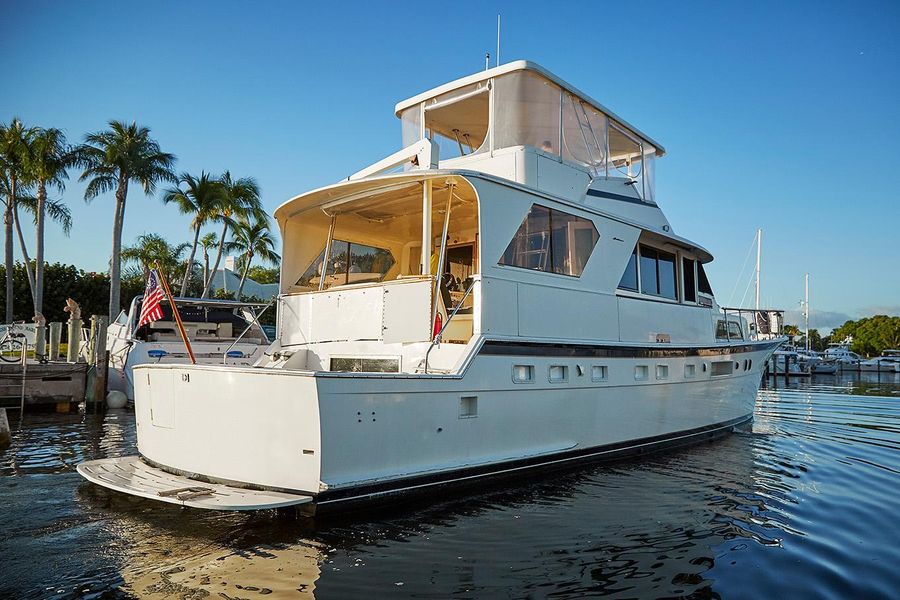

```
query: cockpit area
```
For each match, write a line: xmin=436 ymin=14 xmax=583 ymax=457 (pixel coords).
xmin=396 ymin=61 xmax=664 ymax=204
xmin=275 ymin=174 xmax=480 ymax=365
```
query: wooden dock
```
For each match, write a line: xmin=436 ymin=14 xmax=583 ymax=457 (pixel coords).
xmin=0 ymin=361 xmax=90 ymax=412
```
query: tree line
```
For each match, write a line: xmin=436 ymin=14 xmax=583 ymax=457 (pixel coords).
xmin=785 ymin=315 xmax=900 ymax=356
xmin=0 ymin=261 xmax=276 ymax=326
xmin=0 ymin=117 xmax=279 ymax=324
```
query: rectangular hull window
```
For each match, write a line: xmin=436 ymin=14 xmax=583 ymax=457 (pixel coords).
xmin=460 ymin=396 xmax=478 ymax=418
xmin=500 ymin=204 xmax=599 ymax=277
xmin=549 ymin=365 xmax=569 ymax=383
xmin=330 ymin=357 xmax=400 ymax=373
xmin=711 ymin=361 xmax=733 ymax=376
xmin=513 ymin=364 xmax=535 ymax=383
xmin=591 ymin=365 xmax=608 ymax=382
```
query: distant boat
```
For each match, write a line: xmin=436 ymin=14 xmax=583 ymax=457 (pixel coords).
xmin=823 ymin=343 xmax=863 ymax=371
xmin=796 ymin=350 xmax=839 ymax=374
xmin=859 ymin=350 xmax=900 ymax=373
xmin=771 ymin=348 xmax=811 ymax=376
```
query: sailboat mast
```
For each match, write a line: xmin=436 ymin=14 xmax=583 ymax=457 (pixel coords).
xmin=755 ymin=228 xmax=761 ymax=311
xmin=805 ymin=272 xmax=810 ymax=352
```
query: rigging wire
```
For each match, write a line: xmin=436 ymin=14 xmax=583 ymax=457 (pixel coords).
xmin=726 ymin=234 xmax=758 ymax=307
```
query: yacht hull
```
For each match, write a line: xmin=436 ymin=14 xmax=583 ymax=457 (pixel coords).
xmin=91 ymin=340 xmax=778 ymax=511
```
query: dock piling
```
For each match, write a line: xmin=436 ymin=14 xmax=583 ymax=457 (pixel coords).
xmin=48 ymin=322 xmax=62 ymax=361
xmin=66 ymin=318 xmax=81 ymax=363
xmin=0 ymin=408 xmax=10 ymax=449
xmin=34 ymin=324 xmax=46 ymax=361
xmin=92 ymin=316 xmax=108 ymax=412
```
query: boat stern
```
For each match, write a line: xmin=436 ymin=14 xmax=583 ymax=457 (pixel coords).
xmin=131 ymin=364 xmax=322 ymax=497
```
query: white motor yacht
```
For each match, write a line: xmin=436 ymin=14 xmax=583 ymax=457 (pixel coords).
xmin=860 ymin=350 xmax=900 ymax=373
xmin=106 ymin=296 xmax=271 ymax=399
xmin=79 ymin=61 xmax=783 ymax=512
xmin=823 ymin=343 xmax=863 ymax=370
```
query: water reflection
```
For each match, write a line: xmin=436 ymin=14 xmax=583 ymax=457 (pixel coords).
xmin=1 ymin=373 xmax=899 ymax=598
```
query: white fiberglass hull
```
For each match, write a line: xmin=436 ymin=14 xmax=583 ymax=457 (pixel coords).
xmin=94 ymin=339 xmax=778 ymax=511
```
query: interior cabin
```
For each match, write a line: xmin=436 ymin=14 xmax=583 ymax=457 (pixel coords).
xmin=271 ymin=62 xmax=733 ymax=375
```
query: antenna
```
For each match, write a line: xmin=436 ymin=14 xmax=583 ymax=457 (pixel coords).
xmin=485 ymin=52 xmax=490 ymax=70
xmin=496 ymin=14 xmax=501 ymax=67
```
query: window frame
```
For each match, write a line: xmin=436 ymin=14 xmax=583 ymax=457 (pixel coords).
xmin=617 ymin=243 xmax=679 ymax=302
xmin=498 ymin=204 xmax=599 ymax=278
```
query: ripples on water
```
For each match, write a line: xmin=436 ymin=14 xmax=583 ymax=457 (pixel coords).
xmin=1 ymin=373 xmax=898 ymax=599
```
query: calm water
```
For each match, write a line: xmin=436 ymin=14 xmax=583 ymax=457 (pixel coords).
xmin=1 ymin=373 xmax=899 ymax=599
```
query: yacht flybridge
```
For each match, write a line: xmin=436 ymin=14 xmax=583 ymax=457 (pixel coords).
xmin=78 ymin=61 xmax=783 ymax=512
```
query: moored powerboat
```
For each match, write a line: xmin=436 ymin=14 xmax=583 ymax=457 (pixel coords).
xmin=859 ymin=350 xmax=900 ymax=373
xmin=106 ymin=296 xmax=271 ymax=399
xmin=79 ymin=61 xmax=783 ymax=512
xmin=823 ymin=343 xmax=863 ymax=371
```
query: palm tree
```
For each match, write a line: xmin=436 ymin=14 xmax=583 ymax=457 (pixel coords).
xmin=0 ymin=118 xmax=36 ymax=322
xmin=78 ymin=120 xmax=176 ymax=317
xmin=162 ymin=171 xmax=224 ymax=296
xmin=121 ymin=233 xmax=189 ymax=284
xmin=199 ymin=231 xmax=218 ymax=294
xmin=229 ymin=215 xmax=280 ymax=299
xmin=0 ymin=173 xmax=38 ymax=309
xmin=25 ymin=127 xmax=77 ymax=317
xmin=1 ymin=175 xmax=72 ymax=311
xmin=201 ymin=171 xmax=263 ymax=298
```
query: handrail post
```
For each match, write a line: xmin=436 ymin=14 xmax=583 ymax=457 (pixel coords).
xmin=222 ymin=299 xmax=275 ymax=365
xmin=424 ymin=278 xmax=476 ymax=373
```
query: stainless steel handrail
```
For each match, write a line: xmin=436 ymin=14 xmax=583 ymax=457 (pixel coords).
xmin=424 ymin=278 xmax=476 ymax=374
xmin=222 ymin=298 xmax=276 ymax=364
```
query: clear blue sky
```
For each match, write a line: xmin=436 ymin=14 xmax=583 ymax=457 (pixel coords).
xmin=3 ymin=0 xmax=898 ymax=330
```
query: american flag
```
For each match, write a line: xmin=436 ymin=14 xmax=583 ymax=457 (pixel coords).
xmin=138 ymin=270 xmax=165 ymax=327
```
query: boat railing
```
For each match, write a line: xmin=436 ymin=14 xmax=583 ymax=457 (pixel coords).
xmin=423 ymin=277 xmax=477 ymax=374
xmin=221 ymin=298 xmax=275 ymax=364
xmin=720 ymin=307 xmax=785 ymax=341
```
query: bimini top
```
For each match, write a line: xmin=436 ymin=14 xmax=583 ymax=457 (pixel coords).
xmin=395 ymin=60 xmax=665 ymax=160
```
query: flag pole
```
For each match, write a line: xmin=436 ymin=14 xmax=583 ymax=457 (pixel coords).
xmin=154 ymin=263 xmax=196 ymax=364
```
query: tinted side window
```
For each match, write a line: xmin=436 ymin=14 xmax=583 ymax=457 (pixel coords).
xmin=500 ymin=204 xmax=599 ymax=277
xmin=682 ymin=258 xmax=696 ymax=303
xmin=618 ymin=247 xmax=638 ymax=291
xmin=698 ymin=263 xmax=713 ymax=296
xmin=638 ymin=245 xmax=677 ymax=300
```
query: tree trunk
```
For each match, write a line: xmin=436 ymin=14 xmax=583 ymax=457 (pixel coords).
xmin=202 ymin=221 xmax=228 ymax=298
xmin=35 ymin=181 xmax=46 ymax=317
xmin=202 ymin=247 xmax=209 ymax=294
xmin=180 ymin=225 xmax=201 ymax=297
xmin=109 ymin=175 xmax=128 ymax=318
xmin=4 ymin=174 xmax=16 ymax=323
xmin=237 ymin=252 xmax=252 ymax=299
xmin=12 ymin=201 xmax=36 ymax=311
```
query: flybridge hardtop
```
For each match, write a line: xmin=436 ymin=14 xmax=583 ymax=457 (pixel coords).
xmin=80 ymin=60 xmax=782 ymax=513
xmin=393 ymin=60 xmax=666 ymax=156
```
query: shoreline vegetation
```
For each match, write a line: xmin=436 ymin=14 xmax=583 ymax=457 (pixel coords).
xmin=1 ymin=117 xmax=279 ymax=325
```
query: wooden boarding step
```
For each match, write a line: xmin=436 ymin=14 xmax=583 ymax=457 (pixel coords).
xmin=77 ymin=456 xmax=313 ymax=511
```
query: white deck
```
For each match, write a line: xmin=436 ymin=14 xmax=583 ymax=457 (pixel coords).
xmin=77 ymin=456 xmax=312 ymax=511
